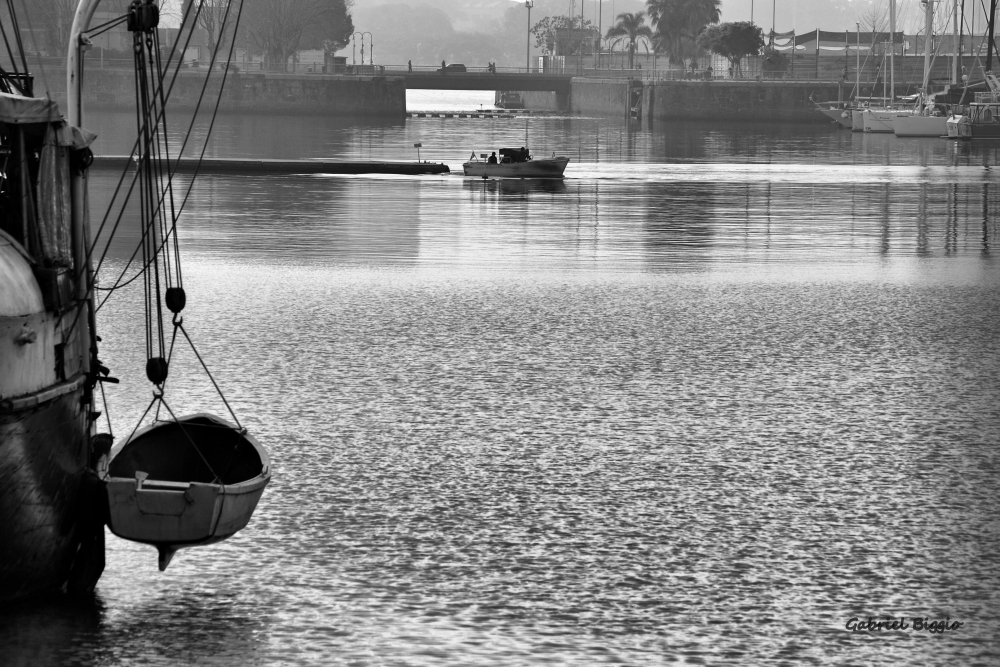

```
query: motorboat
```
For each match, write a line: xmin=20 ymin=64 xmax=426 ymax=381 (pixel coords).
xmin=947 ymin=98 xmax=1000 ymax=138
xmin=949 ymin=72 xmax=1000 ymax=139
xmin=464 ymin=147 xmax=569 ymax=178
xmin=102 ymin=414 xmax=271 ymax=571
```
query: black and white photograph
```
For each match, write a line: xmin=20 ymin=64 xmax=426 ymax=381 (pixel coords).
xmin=1 ymin=0 xmax=998 ymax=664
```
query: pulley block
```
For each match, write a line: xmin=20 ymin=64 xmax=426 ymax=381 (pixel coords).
xmin=145 ymin=357 xmax=169 ymax=385
xmin=165 ymin=287 xmax=186 ymax=313
xmin=127 ymin=0 xmax=159 ymax=33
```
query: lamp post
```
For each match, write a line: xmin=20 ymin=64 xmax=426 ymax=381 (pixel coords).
xmin=362 ymin=32 xmax=373 ymax=64
xmin=525 ymin=0 xmax=534 ymax=72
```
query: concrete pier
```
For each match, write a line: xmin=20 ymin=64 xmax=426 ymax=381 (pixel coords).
xmin=92 ymin=156 xmax=450 ymax=175
xmin=65 ymin=69 xmax=406 ymax=116
xmin=516 ymin=78 xmax=921 ymax=122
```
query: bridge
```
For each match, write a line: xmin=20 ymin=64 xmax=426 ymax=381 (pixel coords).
xmin=382 ymin=67 xmax=573 ymax=94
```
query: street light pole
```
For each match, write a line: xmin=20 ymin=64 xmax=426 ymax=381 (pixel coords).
xmin=526 ymin=0 xmax=534 ymax=72
xmin=362 ymin=32 xmax=373 ymax=64
xmin=352 ymin=32 xmax=362 ymax=66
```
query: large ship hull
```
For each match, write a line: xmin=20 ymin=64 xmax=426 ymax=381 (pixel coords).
xmin=0 ymin=385 xmax=99 ymax=600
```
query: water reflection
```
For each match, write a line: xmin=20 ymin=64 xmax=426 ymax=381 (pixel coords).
xmin=86 ymin=111 xmax=1000 ymax=168
xmin=51 ymin=110 xmax=1000 ymax=667
xmin=88 ymin=166 xmax=999 ymax=273
xmin=462 ymin=178 xmax=568 ymax=196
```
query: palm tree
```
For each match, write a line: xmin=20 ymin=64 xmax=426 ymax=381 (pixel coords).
xmin=605 ymin=12 xmax=654 ymax=69
xmin=645 ymin=0 xmax=721 ymax=66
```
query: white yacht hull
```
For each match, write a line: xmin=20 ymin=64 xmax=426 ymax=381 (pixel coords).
xmin=893 ymin=115 xmax=948 ymax=137
xmin=863 ymin=109 xmax=908 ymax=133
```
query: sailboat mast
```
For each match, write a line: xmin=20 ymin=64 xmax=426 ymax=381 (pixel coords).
xmin=987 ymin=0 xmax=998 ymax=72
xmin=923 ymin=0 xmax=934 ymax=93
xmin=953 ymin=0 xmax=959 ymax=83
xmin=890 ymin=0 xmax=896 ymax=105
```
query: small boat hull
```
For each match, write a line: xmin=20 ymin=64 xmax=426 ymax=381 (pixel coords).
xmin=816 ymin=106 xmax=852 ymax=129
xmin=893 ymin=115 xmax=948 ymax=137
xmin=463 ymin=157 xmax=569 ymax=179
xmin=103 ymin=413 xmax=270 ymax=570
xmin=851 ymin=109 xmax=866 ymax=131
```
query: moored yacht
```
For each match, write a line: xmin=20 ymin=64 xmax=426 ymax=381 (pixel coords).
xmin=863 ymin=108 xmax=909 ymax=132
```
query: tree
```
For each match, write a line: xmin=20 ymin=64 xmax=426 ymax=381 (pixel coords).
xmin=760 ymin=47 xmax=788 ymax=79
xmin=604 ymin=12 xmax=653 ymax=69
xmin=195 ymin=0 xmax=237 ymax=59
xmin=858 ymin=0 xmax=889 ymax=55
xmin=695 ymin=21 xmax=763 ymax=78
xmin=16 ymin=0 xmax=76 ymax=56
xmin=531 ymin=15 xmax=596 ymax=56
xmin=242 ymin=0 xmax=353 ymax=71
xmin=645 ymin=0 xmax=720 ymax=65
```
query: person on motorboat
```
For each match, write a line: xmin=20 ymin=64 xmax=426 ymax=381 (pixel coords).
xmin=488 ymin=152 xmax=498 ymax=164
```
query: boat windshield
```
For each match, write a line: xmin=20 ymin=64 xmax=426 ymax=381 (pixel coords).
xmin=499 ymin=147 xmax=530 ymax=163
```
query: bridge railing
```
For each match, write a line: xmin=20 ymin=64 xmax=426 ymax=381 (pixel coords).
xmin=382 ymin=65 xmax=567 ymax=75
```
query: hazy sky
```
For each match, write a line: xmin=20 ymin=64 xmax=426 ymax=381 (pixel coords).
xmin=155 ymin=0 xmax=989 ymax=38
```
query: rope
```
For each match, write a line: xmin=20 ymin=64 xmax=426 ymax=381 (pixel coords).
xmin=84 ymin=14 xmax=128 ymax=38
xmin=88 ymin=0 xmax=209 ymax=282
xmin=93 ymin=1 xmax=249 ymax=458
xmin=0 ymin=12 xmax=21 ymax=82
xmin=15 ymin=0 xmax=48 ymax=98
xmin=99 ymin=377 xmax=114 ymax=438
xmin=176 ymin=320 xmax=243 ymax=431
xmin=155 ymin=396 xmax=222 ymax=483
xmin=153 ymin=318 xmax=180 ymax=423
xmin=5 ymin=0 xmax=30 ymax=89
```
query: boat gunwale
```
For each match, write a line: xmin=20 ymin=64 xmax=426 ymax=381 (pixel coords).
xmin=105 ymin=412 xmax=271 ymax=486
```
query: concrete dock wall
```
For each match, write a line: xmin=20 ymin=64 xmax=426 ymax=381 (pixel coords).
xmin=568 ymin=79 xmax=632 ymax=116
xmin=645 ymin=80 xmax=842 ymax=122
xmin=515 ymin=77 xmax=922 ymax=122
xmin=63 ymin=69 xmax=406 ymax=116
xmin=519 ymin=91 xmax=562 ymax=112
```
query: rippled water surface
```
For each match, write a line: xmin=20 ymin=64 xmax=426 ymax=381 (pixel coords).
xmin=3 ymin=105 xmax=1000 ymax=666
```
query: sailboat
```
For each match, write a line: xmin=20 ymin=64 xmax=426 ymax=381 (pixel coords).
xmin=0 ymin=0 xmax=269 ymax=599
xmin=862 ymin=0 xmax=908 ymax=132
xmin=947 ymin=0 xmax=1000 ymax=138
xmin=894 ymin=0 xmax=958 ymax=137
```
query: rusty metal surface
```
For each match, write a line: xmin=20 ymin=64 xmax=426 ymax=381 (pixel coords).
xmin=0 ymin=389 xmax=90 ymax=600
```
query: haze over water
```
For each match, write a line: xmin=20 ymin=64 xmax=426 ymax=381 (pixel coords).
xmin=3 ymin=94 xmax=999 ymax=665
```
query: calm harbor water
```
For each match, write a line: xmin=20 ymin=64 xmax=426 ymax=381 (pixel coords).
xmin=3 ymin=98 xmax=1000 ymax=666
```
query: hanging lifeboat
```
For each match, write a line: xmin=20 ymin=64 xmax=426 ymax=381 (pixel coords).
xmin=101 ymin=413 xmax=270 ymax=571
